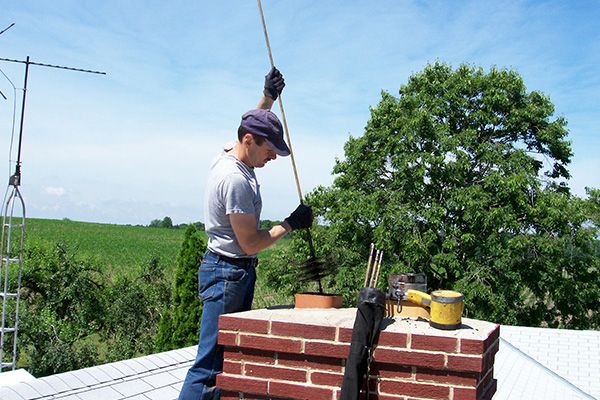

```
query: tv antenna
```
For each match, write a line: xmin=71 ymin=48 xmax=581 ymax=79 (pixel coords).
xmin=0 ymin=23 xmax=16 ymax=101
xmin=0 ymin=23 xmax=15 ymax=36
xmin=0 ymin=52 xmax=105 ymax=372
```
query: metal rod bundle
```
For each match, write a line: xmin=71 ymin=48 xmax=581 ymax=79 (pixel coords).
xmin=364 ymin=243 xmax=384 ymax=288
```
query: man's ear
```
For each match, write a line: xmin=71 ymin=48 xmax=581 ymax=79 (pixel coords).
xmin=242 ymin=132 xmax=254 ymax=145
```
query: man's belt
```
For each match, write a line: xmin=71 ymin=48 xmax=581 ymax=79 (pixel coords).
xmin=206 ymin=250 xmax=258 ymax=268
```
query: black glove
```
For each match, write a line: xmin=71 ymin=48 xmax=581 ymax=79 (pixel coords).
xmin=284 ymin=204 xmax=313 ymax=231
xmin=263 ymin=66 xmax=285 ymax=100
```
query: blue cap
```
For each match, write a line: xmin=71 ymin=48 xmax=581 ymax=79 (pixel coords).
xmin=240 ymin=109 xmax=290 ymax=156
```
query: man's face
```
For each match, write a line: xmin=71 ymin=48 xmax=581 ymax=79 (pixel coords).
xmin=249 ymin=137 xmax=277 ymax=168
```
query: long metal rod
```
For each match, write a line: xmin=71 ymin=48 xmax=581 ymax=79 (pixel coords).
xmin=0 ymin=23 xmax=15 ymax=37
xmin=369 ymin=250 xmax=381 ymax=287
xmin=0 ymin=57 xmax=105 ymax=75
xmin=15 ymin=57 xmax=29 ymax=172
xmin=372 ymin=250 xmax=384 ymax=288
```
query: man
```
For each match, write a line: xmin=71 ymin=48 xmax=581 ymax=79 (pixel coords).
xmin=178 ymin=68 xmax=313 ymax=400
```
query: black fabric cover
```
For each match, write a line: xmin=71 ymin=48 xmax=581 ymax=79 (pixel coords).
xmin=340 ymin=287 xmax=386 ymax=400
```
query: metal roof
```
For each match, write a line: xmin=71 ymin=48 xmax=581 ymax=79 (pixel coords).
xmin=495 ymin=325 xmax=600 ymax=399
xmin=0 ymin=346 xmax=195 ymax=400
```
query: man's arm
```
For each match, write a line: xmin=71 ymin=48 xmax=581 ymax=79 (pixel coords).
xmin=229 ymin=204 xmax=312 ymax=256
xmin=257 ymin=96 xmax=275 ymax=110
xmin=230 ymin=213 xmax=290 ymax=255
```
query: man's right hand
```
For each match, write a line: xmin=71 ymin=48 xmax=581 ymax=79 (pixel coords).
xmin=264 ymin=67 xmax=285 ymax=101
xmin=284 ymin=204 xmax=313 ymax=231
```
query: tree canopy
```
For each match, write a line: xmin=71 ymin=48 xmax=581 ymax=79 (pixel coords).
xmin=267 ymin=62 xmax=600 ymax=329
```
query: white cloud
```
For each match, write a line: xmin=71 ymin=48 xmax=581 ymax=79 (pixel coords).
xmin=43 ymin=186 xmax=65 ymax=196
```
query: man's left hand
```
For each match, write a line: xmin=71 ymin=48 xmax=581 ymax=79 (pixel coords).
xmin=284 ymin=204 xmax=313 ymax=231
xmin=264 ymin=67 xmax=285 ymax=100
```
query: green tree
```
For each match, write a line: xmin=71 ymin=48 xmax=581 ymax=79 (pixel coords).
xmin=267 ymin=62 xmax=600 ymax=329
xmin=149 ymin=216 xmax=173 ymax=228
xmin=259 ymin=219 xmax=282 ymax=230
xmin=155 ymin=224 xmax=206 ymax=351
xmin=19 ymin=243 xmax=104 ymax=376
xmin=586 ymin=187 xmax=600 ymax=229
xmin=102 ymin=256 xmax=171 ymax=361
xmin=162 ymin=216 xmax=173 ymax=228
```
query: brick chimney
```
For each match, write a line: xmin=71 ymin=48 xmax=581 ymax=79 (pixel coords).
xmin=216 ymin=308 xmax=499 ymax=400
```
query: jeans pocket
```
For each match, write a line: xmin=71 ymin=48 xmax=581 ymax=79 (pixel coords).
xmin=223 ymin=267 xmax=247 ymax=283
xmin=198 ymin=266 xmax=216 ymax=301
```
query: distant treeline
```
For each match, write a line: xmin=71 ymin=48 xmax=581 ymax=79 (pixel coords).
xmin=148 ymin=216 xmax=282 ymax=231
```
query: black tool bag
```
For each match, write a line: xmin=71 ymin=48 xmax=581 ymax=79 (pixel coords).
xmin=340 ymin=287 xmax=386 ymax=400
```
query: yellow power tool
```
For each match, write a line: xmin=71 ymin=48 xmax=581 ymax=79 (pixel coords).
xmin=405 ymin=289 xmax=464 ymax=330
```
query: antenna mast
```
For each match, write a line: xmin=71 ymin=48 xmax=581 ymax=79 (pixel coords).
xmin=0 ymin=52 xmax=105 ymax=372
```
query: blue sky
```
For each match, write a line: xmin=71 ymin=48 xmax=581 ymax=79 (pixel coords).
xmin=1 ymin=0 xmax=598 ymax=225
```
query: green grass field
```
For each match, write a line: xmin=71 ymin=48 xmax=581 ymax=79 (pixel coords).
xmin=24 ymin=218 xmax=291 ymax=307
xmin=25 ymin=218 xmax=188 ymax=278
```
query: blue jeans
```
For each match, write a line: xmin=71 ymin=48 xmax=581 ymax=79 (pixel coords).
xmin=178 ymin=251 xmax=257 ymax=400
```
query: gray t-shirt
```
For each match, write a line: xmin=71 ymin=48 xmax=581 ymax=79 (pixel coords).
xmin=204 ymin=152 xmax=262 ymax=258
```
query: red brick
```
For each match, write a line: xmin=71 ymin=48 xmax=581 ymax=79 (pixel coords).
xmin=370 ymin=362 xmax=413 ymax=380
xmin=452 ymin=386 xmax=477 ymax=400
xmin=377 ymin=331 xmax=408 ymax=348
xmin=461 ymin=325 xmax=499 ymax=355
xmin=446 ymin=355 xmax=484 ymax=372
xmin=218 ymin=331 xmax=238 ymax=346
xmin=416 ymin=368 xmax=479 ymax=386
xmin=219 ymin=316 xmax=269 ymax=334
xmin=374 ymin=348 xmax=445 ymax=369
xmin=224 ymin=347 xmax=275 ymax=364
xmin=379 ymin=380 xmax=450 ymax=400
xmin=338 ymin=327 xmax=353 ymax=342
xmin=223 ymin=360 xmax=242 ymax=375
xmin=216 ymin=374 xmax=268 ymax=396
xmin=269 ymin=381 xmax=335 ymax=400
xmin=277 ymin=353 xmax=344 ymax=372
xmin=484 ymin=325 xmax=500 ymax=348
xmin=482 ymin=346 xmax=497 ymax=374
xmin=245 ymin=363 xmax=307 ymax=382
xmin=485 ymin=339 xmax=500 ymax=358
xmin=453 ymin=372 xmax=496 ymax=400
xmin=411 ymin=334 xmax=458 ymax=353
xmin=304 ymin=341 xmax=350 ymax=358
xmin=271 ymin=321 xmax=336 ymax=340
xmin=460 ymin=338 xmax=485 ymax=355
xmin=239 ymin=334 xmax=303 ymax=353
xmin=311 ymin=371 xmax=344 ymax=386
